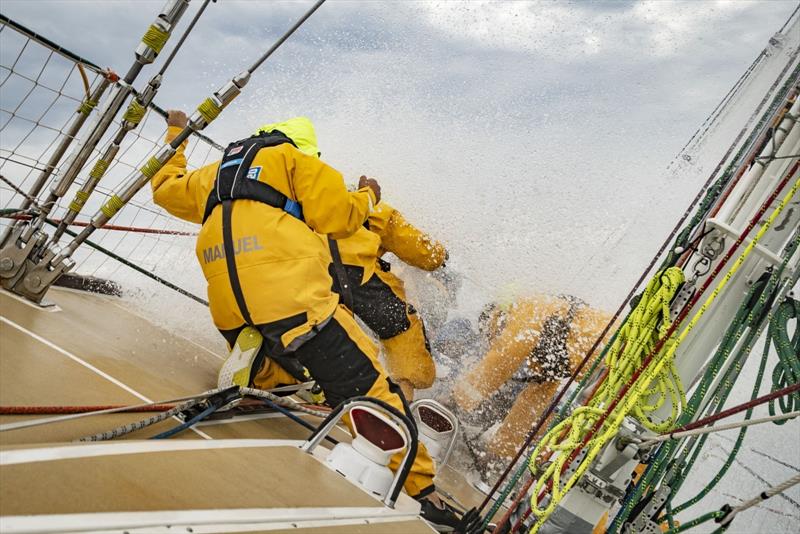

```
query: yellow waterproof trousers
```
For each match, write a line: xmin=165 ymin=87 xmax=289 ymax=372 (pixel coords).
xmin=373 ymin=269 xmax=436 ymax=391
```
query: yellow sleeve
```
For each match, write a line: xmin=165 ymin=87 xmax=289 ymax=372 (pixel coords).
xmin=150 ymin=126 xmax=217 ymax=224
xmin=374 ymin=204 xmax=447 ymax=271
xmin=289 ymin=149 xmax=375 ymax=238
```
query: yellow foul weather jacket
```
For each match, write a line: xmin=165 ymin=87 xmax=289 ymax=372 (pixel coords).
xmin=151 ymin=123 xmax=376 ymax=351
xmin=337 ymin=202 xmax=447 ymax=284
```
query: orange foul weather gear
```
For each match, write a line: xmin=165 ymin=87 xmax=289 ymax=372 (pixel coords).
xmin=335 ymin=202 xmax=447 ymax=398
xmin=452 ymin=294 xmax=612 ymax=458
xmin=150 ymin=117 xmax=436 ymax=497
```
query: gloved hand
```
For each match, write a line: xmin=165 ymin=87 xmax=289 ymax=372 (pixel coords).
xmin=358 ymin=175 xmax=381 ymax=204
xmin=166 ymin=109 xmax=188 ymax=128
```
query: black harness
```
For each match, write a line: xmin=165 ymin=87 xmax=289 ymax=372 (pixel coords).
xmin=205 ymin=130 xmax=353 ymax=331
xmin=203 ymin=131 xmax=299 ymax=329
xmin=202 ymin=130 xmax=300 ymax=226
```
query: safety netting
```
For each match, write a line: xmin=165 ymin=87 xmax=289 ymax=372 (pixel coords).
xmin=0 ymin=15 xmax=217 ymax=298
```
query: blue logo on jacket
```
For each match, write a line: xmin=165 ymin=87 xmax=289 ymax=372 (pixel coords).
xmin=247 ymin=166 xmax=261 ymax=180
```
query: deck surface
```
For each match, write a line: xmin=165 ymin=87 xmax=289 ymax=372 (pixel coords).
xmin=0 ymin=287 xmax=496 ymax=532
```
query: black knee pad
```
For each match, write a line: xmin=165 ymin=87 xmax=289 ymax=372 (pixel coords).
xmin=295 ymin=318 xmax=380 ymax=407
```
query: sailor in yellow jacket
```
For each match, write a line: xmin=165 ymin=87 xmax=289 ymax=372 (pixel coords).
xmin=442 ymin=295 xmax=611 ymax=462
xmin=335 ymin=202 xmax=447 ymax=400
xmin=150 ymin=112 xmax=467 ymax=529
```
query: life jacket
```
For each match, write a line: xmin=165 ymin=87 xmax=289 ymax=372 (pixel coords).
xmin=202 ymin=130 xmax=303 ymax=225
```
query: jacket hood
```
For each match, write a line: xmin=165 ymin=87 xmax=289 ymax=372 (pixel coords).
xmin=254 ymin=116 xmax=319 ymax=157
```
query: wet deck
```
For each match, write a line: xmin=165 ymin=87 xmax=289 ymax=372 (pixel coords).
xmin=0 ymin=287 xmax=438 ymax=533
xmin=1 ymin=285 xmax=501 ymax=532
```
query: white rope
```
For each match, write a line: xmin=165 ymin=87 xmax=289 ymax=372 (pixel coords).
xmin=637 ymin=410 xmax=800 ymax=448
xmin=76 ymin=398 xmax=201 ymax=442
xmin=717 ymin=473 xmax=800 ymax=528
xmin=241 ymin=387 xmax=329 ymax=418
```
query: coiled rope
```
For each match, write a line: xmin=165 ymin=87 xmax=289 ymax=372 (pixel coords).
xmin=528 ymin=172 xmax=798 ymax=532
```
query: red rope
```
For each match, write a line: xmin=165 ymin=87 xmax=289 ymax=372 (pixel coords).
xmin=0 ymin=404 xmax=177 ymax=415
xmin=4 ymin=214 xmax=196 ymax=236
xmin=670 ymin=382 xmax=800 ymax=435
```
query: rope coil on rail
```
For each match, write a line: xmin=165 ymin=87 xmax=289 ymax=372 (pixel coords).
xmin=526 ymin=267 xmax=685 ymax=524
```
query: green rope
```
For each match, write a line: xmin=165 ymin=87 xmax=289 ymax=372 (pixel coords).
xmin=610 ymin=233 xmax=800 ymax=532
xmin=664 ymin=510 xmax=724 ymax=534
xmin=621 ymin=88 xmax=800 ymax=525
xmin=769 ymin=298 xmax=800 ymax=419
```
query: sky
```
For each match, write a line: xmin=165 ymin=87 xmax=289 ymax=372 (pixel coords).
xmin=1 ymin=0 xmax=797 ymax=310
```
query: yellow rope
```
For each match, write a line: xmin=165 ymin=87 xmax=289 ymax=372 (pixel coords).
xmin=528 ymin=267 xmax=684 ymax=526
xmin=77 ymin=98 xmax=97 ymax=115
xmin=141 ymin=24 xmax=169 ymax=54
xmin=100 ymin=194 xmax=125 ymax=219
xmin=88 ymin=159 xmax=109 ymax=180
xmin=196 ymin=97 xmax=222 ymax=124
xmin=139 ymin=156 xmax=163 ymax=179
xmin=68 ymin=190 xmax=90 ymax=213
xmin=528 ymin=177 xmax=799 ymax=533
xmin=123 ymin=100 xmax=146 ymax=125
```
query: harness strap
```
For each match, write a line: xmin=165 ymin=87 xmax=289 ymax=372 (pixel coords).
xmin=221 ymin=199 xmax=254 ymax=325
xmin=328 ymin=237 xmax=354 ymax=312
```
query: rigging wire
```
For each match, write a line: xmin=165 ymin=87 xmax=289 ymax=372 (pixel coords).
xmin=713 ymin=473 xmax=800 ymax=532
xmin=637 ymin=410 xmax=800 ymax=449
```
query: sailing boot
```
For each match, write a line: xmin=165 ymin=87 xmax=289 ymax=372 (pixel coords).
xmin=217 ymin=326 xmax=265 ymax=388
